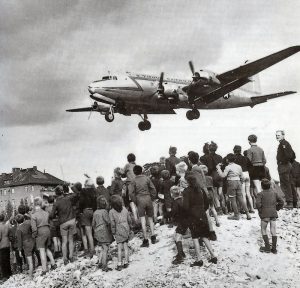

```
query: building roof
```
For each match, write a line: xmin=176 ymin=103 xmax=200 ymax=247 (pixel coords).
xmin=0 ymin=167 xmax=64 ymax=188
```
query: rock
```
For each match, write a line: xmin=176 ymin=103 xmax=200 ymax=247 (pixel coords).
xmin=73 ymin=270 xmax=81 ymax=280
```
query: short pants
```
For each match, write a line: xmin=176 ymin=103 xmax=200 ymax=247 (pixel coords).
xmin=36 ymin=226 xmax=51 ymax=249
xmin=81 ymin=208 xmax=93 ymax=227
xmin=249 ymin=166 xmax=266 ymax=180
xmin=261 ymin=217 xmax=277 ymax=222
xmin=242 ymin=171 xmax=250 ymax=187
xmin=60 ymin=218 xmax=76 ymax=237
xmin=23 ymin=239 xmax=35 ymax=257
xmin=227 ymin=180 xmax=243 ymax=198
xmin=212 ymin=170 xmax=223 ymax=188
xmin=136 ymin=195 xmax=154 ymax=217
xmin=175 ymin=216 xmax=210 ymax=239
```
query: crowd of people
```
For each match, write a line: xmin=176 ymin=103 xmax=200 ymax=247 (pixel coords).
xmin=0 ymin=130 xmax=299 ymax=283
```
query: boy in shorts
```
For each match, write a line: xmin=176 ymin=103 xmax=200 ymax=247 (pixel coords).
xmin=256 ymin=179 xmax=284 ymax=253
xmin=216 ymin=154 xmax=251 ymax=221
xmin=129 ymin=165 xmax=157 ymax=247
xmin=16 ymin=214 xmax=35 ymax=279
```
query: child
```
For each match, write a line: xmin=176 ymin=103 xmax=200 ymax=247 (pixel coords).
xmin=109 ymin=195 xmax=132 ymax=270
xmin=16 ymin=214 xmax=35 ymax=279
xmin=0 ymin=213 xmax=12 ymax=281
xmin=256 ymin=178 xmax=284 ymax=253
xmin=92 ymin=197 xmax=113 ymax=272
xmin=8 ymin=218 xmax=23 ymax=273
xmin=96 ymin=176 xmax=110 ymax=205
xmin=31 ymin=197 xmax=56 ymax=275
xmin=150 ymin=166 xmax=161 ymax=223
xmin=160 ymin=170 xmax=173 ymax=226
xmin=110 ymin=168 xmax=124 ymax=198
xmin=45 ymin=195 xmax=61 ymax=259
xmin=129 ymin=165 xmax=157 ymax=247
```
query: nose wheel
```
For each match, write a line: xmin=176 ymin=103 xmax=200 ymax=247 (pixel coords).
xmin=138 ymin=114 xmax=151 ymax=131
xmin=186 ymin=109 xmax=200 ymax=120
xmin=105 ymin=106 xmax=114 ymax=122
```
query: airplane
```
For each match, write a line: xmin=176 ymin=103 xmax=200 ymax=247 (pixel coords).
xmin=67 ymin=46 xmax=300 ymax=131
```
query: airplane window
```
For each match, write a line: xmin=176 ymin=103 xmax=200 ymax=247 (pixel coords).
xmin=113 ymin=76 xmax=117 ymax=80
xmin=102 ymin=76 xmax=112 ymax=80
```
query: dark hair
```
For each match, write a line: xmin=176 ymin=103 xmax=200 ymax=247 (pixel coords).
xmin=209 ymin=141 xmax=218 ymax=152
xmin=202 ymin=143 xmax=210 ymax=155
xmin=97 ymin=196 xmax=108 ymax=209
xmin=243 ymin=150 xmax=248 ymax=157
xmin=111 ymin=195 xmax=123 ymax=213
xmin=188 ymin=151 xmax=199 ymax=165
xmin=169 ymin=146 xmax=177 ymax=155
xmin=127 ymin=153 xmax=136 ymax=163
xmin=233 ymin=145 xmax=242 ymax=154
xmin=71 ymin=182 xmax=82 ymax=193
xmin=62 ymin=184 xmax=69 ymax=193
xmin=96 ymin=176 xmax=105 ymax=185
xmin=55 ymin=186 xmax=63 ymax=196
xmin=18 ymin=204 xmax=29 ymax=215
xmin=248 ymin=134 xmax=257 ymax=143
xmin=15 ymin=214 xmax=24 ymax=224
xmin=133 ymin=165 xmax=143 ymax=175
xmin=261 ymin=178 xmax=271 ymax=190
xmin=185 ymin=171 xmax=197 ymax=187
xmin=150 ymin=166 xmax=159 ymax=176
xmin=48 ymin=195 xmax=55 ymax=204
xmin=226 ymin=153 xmax=235 ymax=163
xmin=0 ymin=214 xmax=5 ymax=222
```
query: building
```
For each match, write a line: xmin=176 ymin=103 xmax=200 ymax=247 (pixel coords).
xmin=0 ymin=166 xmax=65 ymax=211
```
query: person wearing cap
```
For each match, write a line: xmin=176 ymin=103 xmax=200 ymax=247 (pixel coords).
xmin=233 ymin=145 xmax=255 ymax=213
xmin=165 ymin=146 xmax=181 ymax=180
xmin=256 ymin=178 xmax=284 ymax=253
xmin=247 ymin=134 xmax=267 ymax=194
xmin=216 ymin=153 xmax=252 ymax=221
xmin=96 ymin=176 xmax=110 ymax=206
xmin=50 ymin=185 xmax=79 ymax=265
xmin=276 ymin=130 xmax=296 ymax=209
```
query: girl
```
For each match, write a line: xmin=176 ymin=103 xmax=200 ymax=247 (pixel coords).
xmin=92 ymin=197 xmax=113 ymax=272
xmin=109 ymin=195 xmax=132 ymax=271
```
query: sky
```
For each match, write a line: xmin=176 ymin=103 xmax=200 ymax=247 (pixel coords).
xmin=0 ymin=0 xmax=300 ymax=184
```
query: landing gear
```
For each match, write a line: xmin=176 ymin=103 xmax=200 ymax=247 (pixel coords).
xmin=138 ymin=114 xmax=151 ymax=131
xmin=105 ymin=106 xmax=114 ymax=122
xmin=186 ymin=109 xmax=200 ymax=120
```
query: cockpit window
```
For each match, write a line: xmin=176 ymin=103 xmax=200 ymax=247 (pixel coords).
xmin=101 ymin=76 xmax=117 ymax=80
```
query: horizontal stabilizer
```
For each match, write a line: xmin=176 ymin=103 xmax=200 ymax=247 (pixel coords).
xmin=251 ymin=91 xmax=296 ymax=105
xmin=90 ymin=94 xmax=116 ymax=105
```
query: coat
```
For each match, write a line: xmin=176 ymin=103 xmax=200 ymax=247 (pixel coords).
xmin=109 ymin=207 xmax=131 ymax=243
xmin=92 ymin=209 xmax=113 ymax=244
xmin=256 ymin=189 xmax=284 ymax=219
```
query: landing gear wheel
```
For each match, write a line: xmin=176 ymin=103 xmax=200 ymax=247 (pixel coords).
xmin=186 ymin=110 xmax=194 ymax=120
xmin=138 ymin=120 xmax=151 ymax=131
xmin=105 ymin=112 xmax=114 ymax=122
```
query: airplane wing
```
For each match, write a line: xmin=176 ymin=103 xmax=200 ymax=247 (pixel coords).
xmin=193 ymin=46 xmax=300 ymax=104
xmin=217 ymin=46 xmax=300 ymax=83
xmin=250 ymin=91 xmax=296 ymax=106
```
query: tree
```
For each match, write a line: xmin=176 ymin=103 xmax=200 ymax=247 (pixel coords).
xmin=5 ymin=200 xmax=13 ymax=219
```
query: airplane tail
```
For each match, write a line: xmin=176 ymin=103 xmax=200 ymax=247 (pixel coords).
xmin=250 ymin=91 xmax=296 ymax=107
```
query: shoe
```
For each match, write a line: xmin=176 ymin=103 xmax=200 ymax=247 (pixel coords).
xmin=259 ymin=246 xmax=271 ymax=253
xmin=209 ymin=231 xmax=217 ymax=241
xmin=102 ymin=266 xmax=112 ymax=272
xmin=116 ymin=265 xmax=123 ymax=271
xmin=69 ymin=257 xmax=75 ymax=263
xmin=50 ymin=264 xmax=57 ymax=270
xmin=151 ymin=235 xmax=157 ymax=244
xmin=190 ymin=260 xmax=203 ymax=267
xmin=89 ymin=250 xmax=96 ymax=259
xmin=271 ymin=248 xmax=277 ymax=254
xmin=208 ymin=257 xmax=218 ymax=264
xmin=41 ymin=271 xmax=47 ymax=276
xmin=228 ymin=215 xmax=240 ymax=220
xmin=141 ymin=239 xmax=149 ymax=247
xmin=172 ymin=254 xmax=185 ymax=265
xmin=216 ymin=222 xmax=220 ymax=227
xmin=98 ymin=263 xmax=103 ymax=269
xmin=246 ymin=215 xmax=252 ymax=220
xmin=123 ymin=263 xmax=129 ymax=268
xmin=64 ymin=259 xmax=69 ymax=265
xmin=222 ymin=207 xmax=228 ymax=215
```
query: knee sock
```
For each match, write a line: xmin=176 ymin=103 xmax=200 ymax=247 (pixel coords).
xmin=175 ymin=241 xmax=184 ymax=256
xmin=262 ymin=235 xmax=270 ymax=250
xmin=272 ymin=236 xmax=277 ymax=250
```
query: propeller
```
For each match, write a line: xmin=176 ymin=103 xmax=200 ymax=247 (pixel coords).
xmin=88 ymin=101 xmax=98 ymax=120
xmin=189 ymin=61 xmax=195 ymax=76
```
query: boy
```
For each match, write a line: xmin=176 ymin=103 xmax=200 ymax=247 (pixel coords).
xmin=160 ymin=170 xmax=173 ymax=226
xmin=216 ymin=153 xmax=251 ymax=220
xmin=8 ymin=218 xmax=23 ymax=273
xmin=129 ymin=165 xmax=157 ymax=247
xmin=16 ymin=214 xmax=35 ymax=279
xmin=165 ymin=146 xmax=181 ymax=180
xmin=149 ymin=166 xmax=161 ymax=223
xmin=256 ymin=179 xmax=284 ymax=253
xmin=96 ymin=176 xmax=110 ymax=205
xmin=0 ymin=213 xmax=12 ymax=281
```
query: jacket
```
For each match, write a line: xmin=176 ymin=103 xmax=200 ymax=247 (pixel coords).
xmin=109 ymin=207 xmax=131 ymax=243
xmin=277 ymin=139 xmax=296 ymax=165
xmin=92 ymin=209 xmax=113 ymax=244
xmin=129 ymin=175 xmax=156 ymax=202
xmin=31 ymin=208 xmax=50 ymax=237
xmin=247 ymin=145 xmax=266 ymax=166
xmin=79 ymin=188 xmax=97 ymax=211
xmin=95 ymin=186 xmax=110 ymax=204
xmin=0 ymin=222 xmax=10 ymax=249
xmin=200 ymin=153 xmax=222 ymax=176
xmin=17 ymin=220 xmax=34 ymax=250
xmin=256 ymin=189 xmax=284 ymax=219
xmin=110 ymin=179 xmax=124 ymax=197
xmin=160 ymin=179 xmax=173 ymax=209
xmin=165 ymin=156 xmax=181 ymax=177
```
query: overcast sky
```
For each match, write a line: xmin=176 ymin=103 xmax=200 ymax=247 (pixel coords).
xmin=0 ymin=0 xmax=299 ymax=184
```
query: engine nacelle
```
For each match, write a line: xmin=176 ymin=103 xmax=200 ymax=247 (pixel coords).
xmin=199 ymin=70 xmax=221 ymax=85
xmin=93 ymin=102 xmax=110 ymax=114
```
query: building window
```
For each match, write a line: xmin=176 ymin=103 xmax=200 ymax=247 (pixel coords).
xmin=11 ymin=188 xmax=15 ymax=194
xmin=25 ymin=186 xmax=28 ymax=192
xmin=31 ymin=186 xmax=34 ymax=192
xmin=4 ymin=189 xmax=7 ymax=195
xmin=12 ymin=199 xmax=15 ymax=206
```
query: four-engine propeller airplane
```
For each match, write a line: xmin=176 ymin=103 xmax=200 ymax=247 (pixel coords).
xmin=67 ymin=46 xmax=300 ymax=131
